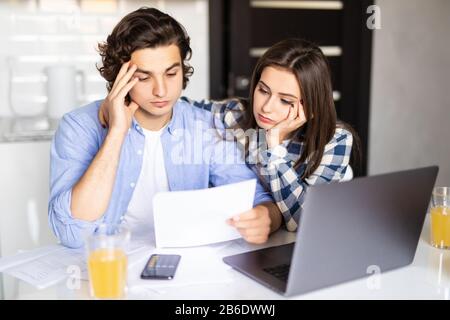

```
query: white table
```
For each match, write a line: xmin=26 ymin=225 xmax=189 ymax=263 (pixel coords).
xmin=2 ymin=214 xmax=450 ymax=300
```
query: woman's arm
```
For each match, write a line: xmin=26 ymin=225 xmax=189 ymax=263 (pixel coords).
xmin=180 ymin=96 xmax=245 ymax=129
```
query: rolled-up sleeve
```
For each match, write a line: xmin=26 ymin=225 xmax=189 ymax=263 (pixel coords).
xmin=48 ymin=112 xmax=103 ymax=248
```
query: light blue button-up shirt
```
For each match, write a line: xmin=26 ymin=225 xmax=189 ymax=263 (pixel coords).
xmin=48 ymin=98 xmax=273 ymax=248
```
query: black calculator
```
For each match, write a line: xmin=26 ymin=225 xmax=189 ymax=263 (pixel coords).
xmin=140 ymin=254 xmax=181 ymax=280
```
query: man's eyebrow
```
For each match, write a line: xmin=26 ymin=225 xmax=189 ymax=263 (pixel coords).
xmin=134 ymin=62 xmax=181 ymax=75
xmin=165 ymin=62 xmax=181 ymax=71
xmin=259 ymin=80 xmax=298 ymax=100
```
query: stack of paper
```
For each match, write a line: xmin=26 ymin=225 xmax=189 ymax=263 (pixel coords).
xmin=0 ymin=245 xmax=85 ymax=289
xmin=0 ymin=239 xmax=153 ymax=290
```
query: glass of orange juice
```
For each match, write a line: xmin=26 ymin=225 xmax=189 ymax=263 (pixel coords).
xmin=430 ymin=187 xmax=450 ymax=249
xmin=86 ymin=223 xmax=130 ymax=299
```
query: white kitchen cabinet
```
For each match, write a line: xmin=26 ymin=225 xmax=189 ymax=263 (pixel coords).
xmin=0 ymin=140 xmax=57 ymax=299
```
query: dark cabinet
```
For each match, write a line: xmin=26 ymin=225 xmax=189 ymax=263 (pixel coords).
xmin=209 ymin=0 xmax=373 ymax=176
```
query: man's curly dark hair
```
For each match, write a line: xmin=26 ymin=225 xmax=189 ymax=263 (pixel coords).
xmin=97 ymin=7 xmax=194 ymax=92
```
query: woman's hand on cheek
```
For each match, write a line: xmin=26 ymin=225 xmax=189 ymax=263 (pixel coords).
xmin=266 ymin=103 xmax=307 ymax=148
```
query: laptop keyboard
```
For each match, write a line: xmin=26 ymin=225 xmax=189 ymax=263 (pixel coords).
xmin=263 ymin=263 xmax=290 ymax=282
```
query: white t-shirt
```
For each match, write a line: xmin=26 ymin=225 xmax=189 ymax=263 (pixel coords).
xmin=124 ymin=125 xmax=169 ymax=233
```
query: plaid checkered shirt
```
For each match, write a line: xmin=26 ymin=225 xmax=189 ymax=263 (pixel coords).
xmin=182 ymin=97 xmax=353 ymax=232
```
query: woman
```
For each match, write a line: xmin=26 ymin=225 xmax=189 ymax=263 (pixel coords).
xmin=187 ymin=38 xmax=359 ymax=233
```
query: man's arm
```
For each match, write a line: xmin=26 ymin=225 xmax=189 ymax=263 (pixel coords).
xmin=70 ymin=129 xmax=126 ymax=221
xmin=48 ymin=62 xmax=140 ymax=248
xmin=71 ymin=62 xmax=139 ymax=221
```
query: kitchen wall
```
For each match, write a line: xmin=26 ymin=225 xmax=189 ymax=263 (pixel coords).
xmin=0 ymin=0 xmax=209 ymax=118
xmin=369 ymin=0 xmax=450 ymax=186
xmin=0 ymin=0 xmax=209 ymax=299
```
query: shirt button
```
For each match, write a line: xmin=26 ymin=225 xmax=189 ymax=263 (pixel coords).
xmin=136 ymin=125 xmax=141 ymax=131
xmin=130 ymin=182 xmax=136 ymax=188
xmin=137 ymin=150 xmax=143 ymax=155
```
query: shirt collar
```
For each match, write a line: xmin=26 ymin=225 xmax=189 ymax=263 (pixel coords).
xmin=130 ymin=99 xmax=184 ymax=136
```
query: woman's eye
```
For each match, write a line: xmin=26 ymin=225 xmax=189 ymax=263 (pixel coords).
xmin=258 ymin=87 xmax=269 ymax=95
xmin=167 ymin=72 xmax=177 ymax=77
xmin=138 ymin=77 xmax=149 ymax=81
xmin=281 ymin=99 xmax=294 ymax=106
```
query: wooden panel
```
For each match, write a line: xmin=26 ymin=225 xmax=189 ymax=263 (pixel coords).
xmin=250 ymin=8 xmax=342 ymax=47
xmin=208 ymin=0 xmax=372 ymax=175
xmin=250 ymin=1 xmax=343 ymax=10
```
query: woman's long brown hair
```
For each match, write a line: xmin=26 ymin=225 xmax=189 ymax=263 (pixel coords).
xmin=238 ymin=38 xmax=361 ymax=179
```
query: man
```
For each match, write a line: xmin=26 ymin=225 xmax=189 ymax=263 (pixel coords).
xmin=49 ymin=7 xmax=282 ymax=249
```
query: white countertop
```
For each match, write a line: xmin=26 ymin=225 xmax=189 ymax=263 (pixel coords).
xmin=2 ymin=214 xmax=449 ymax=300
xmin=0 ymin=117 xmax=57 ymax=142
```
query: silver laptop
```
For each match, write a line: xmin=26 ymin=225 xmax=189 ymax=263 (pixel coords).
xmin=223 ymin=166 xmax=439 ymax=296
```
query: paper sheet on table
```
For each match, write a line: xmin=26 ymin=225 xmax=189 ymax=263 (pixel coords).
xmin=0 ymin=246 xmax=86 ymax=289
xmin=127 ymin=245 xmax=234 ymax=293
xmin=153 ymin=179 xmax=256 ymax=248
xmin=0 ymin=239 xmax=153 ymax=289
xmin=0 ymin=245 xmax=65 ymax=272
xmin=0 ymin=237 xmax=252 ymax=293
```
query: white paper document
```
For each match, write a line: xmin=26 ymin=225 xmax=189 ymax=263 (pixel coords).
xmin=0 ymin=240 xmax=153 ymax=289
xmin=0 ymin=245 xmax=65 ymax=272
xmin=0 ymin=246 xmax=86 ymax=289
xmin=153 ymin=179 xmax=256 ymax=248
